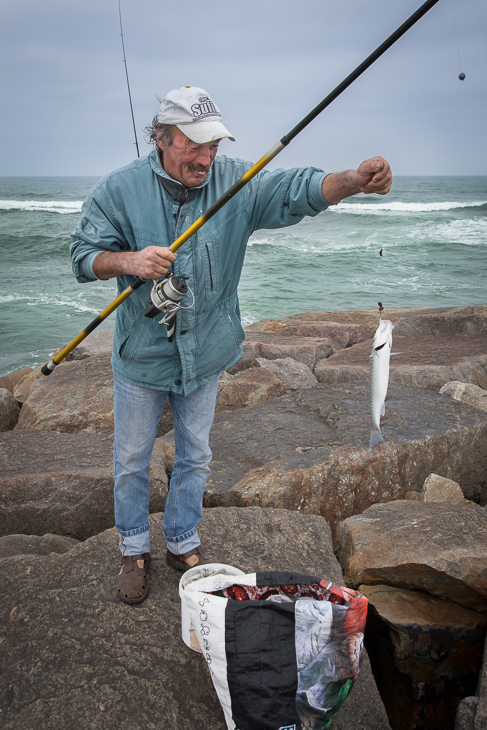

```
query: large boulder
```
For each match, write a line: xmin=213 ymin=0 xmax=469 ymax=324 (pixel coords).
xmin=440 ymin=381 xmax=487 ymax=412
xmin=229 ymin=330 xmax=334 ymax=374
xmin=0 ymin=533 xmax=79 ymax=559
xmin=0 ymin=388 xmax=20 ymax=431
xmin=335 ymin=500 xmax=487 ymax=613
xmin=280 ymin=305 xmax=476 ymax=337
xmin=215 ymin=367 xmax=285 ymax=412
xmin=362 ymin=584 xmax=486 ymax=730
xmin=63 ymin=327 xmax=114 ymax=361
xmin=14 ymin=354 xmax=174 ymax=436
xmin=0 ymin=507 xmax=391 ymax=730
xmin=255 ymin=356 xmax=318 ymax=390
xmin=0 ymin=367 xmax=33 ymax=394
xmin=202 ymin=383 xmax=487 ymax=532
xmin=315 ymin=334 xmax=487 ymax=391
xmin=276 ymin=321 xmax=370 ymax=350
xmin=15 ymin=354 xmax=115 ymax=433
xmin=0 ymin=430 xmax=167 ymax=540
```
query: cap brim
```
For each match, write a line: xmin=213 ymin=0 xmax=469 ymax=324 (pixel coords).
xmin=176 ymin=121 xmax=235 ymax=144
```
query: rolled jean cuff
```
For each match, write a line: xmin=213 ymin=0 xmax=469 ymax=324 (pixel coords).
xmin=166 ymin=528 xmax=200 ymax=556
xmin=118 ymin=524 xmax=150 ymax=556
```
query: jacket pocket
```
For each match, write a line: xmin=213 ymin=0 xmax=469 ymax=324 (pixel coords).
xmin=202 ymin=237 xmax=220 ymax=301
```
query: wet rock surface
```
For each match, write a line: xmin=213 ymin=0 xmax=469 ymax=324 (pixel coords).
xmin=0 ymin=430 xmax=167 ymax=540
xmin=0 ymin=507 xmax=391 ymax=730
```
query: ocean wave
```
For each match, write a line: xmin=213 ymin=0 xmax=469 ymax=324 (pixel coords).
xmin=331 ymin=201 xmax=487 ymax=215
xmin=0 ymin=200 xmax=83 ymax=214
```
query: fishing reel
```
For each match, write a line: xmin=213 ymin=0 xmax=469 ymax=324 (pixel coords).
xmin=144 ymin=274 xmax=192 ymax=341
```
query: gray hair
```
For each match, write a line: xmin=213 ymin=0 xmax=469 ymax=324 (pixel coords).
xmin=144 ymin=118 xmax=176 ymax=147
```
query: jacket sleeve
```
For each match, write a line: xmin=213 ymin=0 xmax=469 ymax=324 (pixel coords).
xmin=246 ymin=166 xmax=330 ymax=233
xmin=70 ymin=184 xmax=129 ymax=283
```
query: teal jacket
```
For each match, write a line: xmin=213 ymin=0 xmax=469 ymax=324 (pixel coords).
xmin=71 ymin=149 xmax=329 ymax=395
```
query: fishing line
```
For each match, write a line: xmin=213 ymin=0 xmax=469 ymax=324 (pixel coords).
xmin=41 ymin=0 xmax=443 ymax=375
xmin=451 ymin=0 xmax=463 ymax=71
xmin=280 ymin=0 xmax=466 ymax=171
xmin=118 ymin=0 xmax=140 ymax=158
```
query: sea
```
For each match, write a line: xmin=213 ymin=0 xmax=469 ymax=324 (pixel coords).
xmin=0 ymin=174 xmax=486 ymax=377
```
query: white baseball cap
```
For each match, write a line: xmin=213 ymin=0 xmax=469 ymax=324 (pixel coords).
xmin=156 ymin=86 xmax=235 ymax=144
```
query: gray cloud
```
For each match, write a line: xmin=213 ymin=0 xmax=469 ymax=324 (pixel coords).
xmin=1 ymin=0 xmax=485 ymax=176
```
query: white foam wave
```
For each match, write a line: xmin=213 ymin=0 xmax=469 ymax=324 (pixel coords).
xmin=0 ymin=199 xmax=83 ymax=214
xmin=332 ymin=201 xmax=486 ymax=215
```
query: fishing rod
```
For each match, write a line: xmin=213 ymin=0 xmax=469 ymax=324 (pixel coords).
xmin=41 ymin=0 xmax=441 ymax=376
xmin=118 ymin=0 xmax=140 ymax=158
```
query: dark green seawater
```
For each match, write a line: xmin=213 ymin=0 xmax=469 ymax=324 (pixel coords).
xmin=0 ymin=174 xmax=486 ymax=376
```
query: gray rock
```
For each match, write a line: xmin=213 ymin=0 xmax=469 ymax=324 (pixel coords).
xmin=15 ymin=354 xmax=115 ymax=433
xmin=393 ymin=312 xmax=487 ymax=338
xmin=336 ymin=501 xmax=487 ymax=613
xmin=215 ymin=366 xmax=285 ymax=412
xmin=229 ymin=330 xmax=334 ymax=374
xmin=441 ymin=381 xmax=487 ymax=412
xmin=64 ymin=328 xmax=114 ymax=360
xmin=283 ymin=305 xmax=475 ymax=337
xmin=315 ymin=334 xmax=487 ymax=391
xmin=203 ymin=383 xmax=487 ymax=532
xmin=0 ymin=430 xmax=167 ymax=540
xmin=277 ymin=321 xmax=370 ymax=351
xmin=0 ymin=367 xmax=34 ymax=394
xmin=422 ymin=473 xmax=469 ymax=504
xmin=255 ymin=356 xmax=318 ymax=390
xmin=0 ymin=533 xmax=80 ymax=559
xmin=0 ymin=388 xmax=20 ymax=431
xmin=15 ymin=354 xmax=172 ymax=436
xmin=0 ymin=507 xmax=390 ymax=730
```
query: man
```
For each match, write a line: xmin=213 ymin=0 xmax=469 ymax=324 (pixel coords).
xmin=71 ymin=85 xmax=392 ymax=604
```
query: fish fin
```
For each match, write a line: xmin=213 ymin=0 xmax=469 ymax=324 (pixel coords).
xmin=369 ymin=427 xmax=385 ymax=449
xmin=381 ymin=402 xmax=385 ymax=417
xmin=390 ymin=352 xmax=403 ymax=356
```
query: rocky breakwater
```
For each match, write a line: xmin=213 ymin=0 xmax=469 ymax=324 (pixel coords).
xmin=195 ymin=305 xmax=487 ymax=531
xmin=1 ymin=304 xmax=487 ymax=729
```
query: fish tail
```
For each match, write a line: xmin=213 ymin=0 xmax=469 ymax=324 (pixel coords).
xmin=369 ymin=427 xmax=385 ymax=450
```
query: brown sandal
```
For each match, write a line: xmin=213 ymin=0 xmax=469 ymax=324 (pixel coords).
xmin=116 ymin=553 xmax=151 ymax=604
xmin=166 ymin=546 xmax=213 ymax=572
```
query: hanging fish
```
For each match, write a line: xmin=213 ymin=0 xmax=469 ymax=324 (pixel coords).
xmin=369 ymin=319 xmax=394 ymax=449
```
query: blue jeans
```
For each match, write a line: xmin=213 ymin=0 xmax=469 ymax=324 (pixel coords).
xmin=113 ymin=373 xmax=219 ymax=557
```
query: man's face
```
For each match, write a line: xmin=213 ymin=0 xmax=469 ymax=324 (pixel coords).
xmin=158 ymin=128 xmax=220 ymax=188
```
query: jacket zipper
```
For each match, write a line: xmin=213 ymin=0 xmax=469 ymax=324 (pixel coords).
xmin=174 ymin=188 xmax=189 ymax=235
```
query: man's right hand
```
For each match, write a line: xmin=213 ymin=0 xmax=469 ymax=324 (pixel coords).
xmin=93 ymin=246 xmax=177 ymax=280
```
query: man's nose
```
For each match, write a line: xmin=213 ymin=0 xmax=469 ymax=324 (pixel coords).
xmin=195 ymin=147 xmax=211 ymax=166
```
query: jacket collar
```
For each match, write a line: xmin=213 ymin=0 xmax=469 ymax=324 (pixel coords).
xmin=149 ymin=148 xmax=213 ymax=204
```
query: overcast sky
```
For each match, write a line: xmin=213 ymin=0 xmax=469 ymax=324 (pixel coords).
xmin=1 ymin=0 xmax=485 ymax=177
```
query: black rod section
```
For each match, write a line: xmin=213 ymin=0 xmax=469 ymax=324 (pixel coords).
xmin=281 ymin=0 xmax=441 ymax=146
